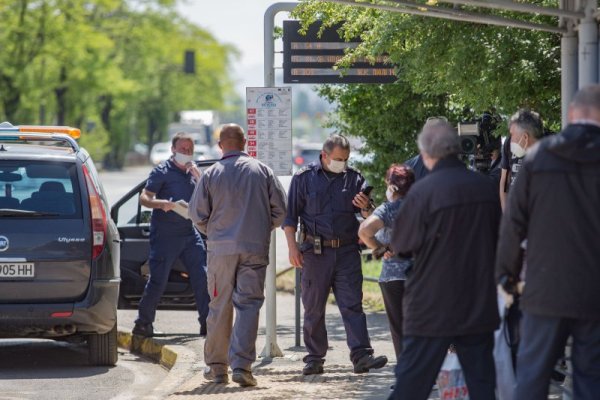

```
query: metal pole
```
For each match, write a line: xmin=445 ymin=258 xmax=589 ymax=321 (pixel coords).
xmin=562 ymin=27 xmax=578 ymax=128
xmin=578 ymin=0 xmax=598 ymax=87
xmin=260 ymin=1 xmax=298 ymax=359
xmin=434 ymin=0 xmax=584 ymax=19
xmin=319 ymin=0 xmax=566 ymax=34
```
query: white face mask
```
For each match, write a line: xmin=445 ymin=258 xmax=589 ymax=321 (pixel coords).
xmin=174 ymin=152 xmax=194 ymax=165
xmin=386 ymin=187 xmax=395 ymax=202
xmin=510 ymin=136 xmax=527 ymax=158
xmin=327 ymin=159 xmax=346 ymax=174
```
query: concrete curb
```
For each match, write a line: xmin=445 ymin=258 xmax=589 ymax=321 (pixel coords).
xmin=117 ymin=328 xmax=178 ymax=369
xmin=118 ymin=327 xmax=202 ymax=399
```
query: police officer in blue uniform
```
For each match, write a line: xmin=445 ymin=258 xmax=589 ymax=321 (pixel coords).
xmin=132 ymin=132 xmax=210 ymax=337
xmin=283 ymin=134 xmax=388 ymax=375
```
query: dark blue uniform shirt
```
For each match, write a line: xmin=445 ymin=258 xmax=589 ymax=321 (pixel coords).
xmin=404 ymin=154 xmax=429 ymax=181
xmin=145 ymin=159 xmax=197 ymax=234
xmin=283 ymin=160 xmax=367 ymax=241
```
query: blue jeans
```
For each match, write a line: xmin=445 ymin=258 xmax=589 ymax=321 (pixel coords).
xmin=136 ymin=228 xmax=209 ymax=327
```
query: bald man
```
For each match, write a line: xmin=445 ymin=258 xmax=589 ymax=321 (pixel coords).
xmin=189 ymin=124 xmax=287 ymax=387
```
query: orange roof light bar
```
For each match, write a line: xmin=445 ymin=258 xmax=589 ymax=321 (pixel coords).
xmin=18 ymin=125 xmax=81 ymax=139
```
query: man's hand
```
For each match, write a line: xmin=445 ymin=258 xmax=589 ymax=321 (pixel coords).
xmin=187 ymin=162 xmax=201 ymax=180
xmin=160 ymin=200 xmax=176 ymax=212
xmin=289 ymin=243 xmax=304 ymax=269
xmin=352 ymin=192 xmax=370 ymax=210
xmin=498 ymin=284 xmax=514 ymax=309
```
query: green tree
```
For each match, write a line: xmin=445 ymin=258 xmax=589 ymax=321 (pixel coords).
xmin=0 ymin=0 xmax=236 ymax=169
xmin=292 ymin=1 xmax=562 ymax=190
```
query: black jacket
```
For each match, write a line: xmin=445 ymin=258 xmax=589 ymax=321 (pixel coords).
xmin=391 ymin=157 xmax=501 ymax=337
xmin=495 ymin=123 xmax=600 ymax=320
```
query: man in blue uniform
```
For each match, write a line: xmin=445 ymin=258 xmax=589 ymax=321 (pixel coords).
xmin=283 ymin=134 xmax=388 ymax=376
xmin=132 ymin=132 xmax=210 ymax=337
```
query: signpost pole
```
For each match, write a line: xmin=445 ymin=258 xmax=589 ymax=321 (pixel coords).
xmin=260 ymin=2 xmax=297 ymax=359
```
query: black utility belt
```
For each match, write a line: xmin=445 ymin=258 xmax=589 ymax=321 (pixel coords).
xmin=305 ymin=235 xmax=354 ymax=249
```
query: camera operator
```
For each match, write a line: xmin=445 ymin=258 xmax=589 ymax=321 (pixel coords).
xmin=499 ymin=109 xmax=544 ymax=211
xmin=457 ymin=112 xmax=502 ymax=185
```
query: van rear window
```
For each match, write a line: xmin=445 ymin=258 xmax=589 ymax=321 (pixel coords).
xmin=0 ymin=161 xmax=82 ymax=218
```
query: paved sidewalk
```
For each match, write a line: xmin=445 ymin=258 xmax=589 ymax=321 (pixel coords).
xmin=118 ymin=291 xmax=405 ymax=400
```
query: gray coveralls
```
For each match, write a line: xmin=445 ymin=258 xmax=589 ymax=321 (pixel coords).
xmin=189 ymin=150 xmax=287 ymax=375
xmin=282 ymin=161 xmax=374 ymax=365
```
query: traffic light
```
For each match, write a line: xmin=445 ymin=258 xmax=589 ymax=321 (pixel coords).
xmin=184 ymin=50 xmax=195 ymax=74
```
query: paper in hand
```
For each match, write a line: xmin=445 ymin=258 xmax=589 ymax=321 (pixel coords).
xmin=171 ymin=200 xmax=190 ymax=220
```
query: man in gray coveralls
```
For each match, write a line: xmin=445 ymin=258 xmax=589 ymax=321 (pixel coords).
xmin=189 ymin=123 xmax=287 ymax=387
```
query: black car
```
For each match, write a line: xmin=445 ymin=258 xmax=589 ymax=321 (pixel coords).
xmin=110 ymin=159 xmax=215 ymax=310
xmin=0 ymin=122 xmax=120 ymax=366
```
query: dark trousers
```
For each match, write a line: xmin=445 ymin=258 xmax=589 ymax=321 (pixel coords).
xmin=516 ymin=311 xmax=600 ymax=400
xmin=389 ymin=332 xmax=496 ymax=400
xmin=136 ymin=228 xmax=209 ymax=327
xmin=301 ymin=245 xmax=372 ymax=364
xmin=379 ymin=280 xmax=405 ymax=358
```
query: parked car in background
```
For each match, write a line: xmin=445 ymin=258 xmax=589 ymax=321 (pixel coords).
xmin=292 ymin=142 xmax=322 ymax=173
xmin=0 ymin=122 xmax=120 ymax=366
xmin=149 ymin=142 xmax=171 ymax=165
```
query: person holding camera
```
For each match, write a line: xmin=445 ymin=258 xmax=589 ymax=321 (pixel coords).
xmin=283 ymin=134 xmax=388 ymax=376
xmin=389 ymin=118 xmax=501 ymax=400
xmin=499 ymin=109 xmax=544 ymax=210
xmin=496 ymin=85 xmax=600 ymax=400
xmin=358 ymin=164 xmax=415 ymax=359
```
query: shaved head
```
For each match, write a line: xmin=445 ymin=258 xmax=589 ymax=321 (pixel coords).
xmin=219 ymin=124 xmax=246 ymax=152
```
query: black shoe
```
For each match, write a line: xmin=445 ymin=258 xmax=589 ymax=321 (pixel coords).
xmin=203 ymin=366 xmax=229 ymax=384
xmin=302 ymin=360 xmax=324 ymax=375
xmin=353 ymin=354 xmax=388 ymax=373
xmin=132 ymin=323 xmax=153 ymax=337
xmin=232 ymin=368 xmax=257 ymax=387
xmin=200 ymin=324 xmax=207 ymax=337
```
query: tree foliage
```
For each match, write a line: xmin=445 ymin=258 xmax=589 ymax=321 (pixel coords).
xmin=292 ymin=1 xmax=561 ymax=192
xmin=0 ymin=0 xmax=236 ymax=168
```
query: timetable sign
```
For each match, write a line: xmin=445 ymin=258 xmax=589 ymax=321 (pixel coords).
xmin=246 ymin=87 xmax=293 ymax=176
xmin=283 ymin=20 xmax=396 ymax=84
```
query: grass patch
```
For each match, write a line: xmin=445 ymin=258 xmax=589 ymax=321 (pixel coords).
xmin=275 ymin=258 xmax=384 ymax=311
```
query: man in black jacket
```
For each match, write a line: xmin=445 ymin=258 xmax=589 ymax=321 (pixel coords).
xmin=389 ymin=119 xmax=500 ymax=400
xmin=496 ymin=85 xmax=600 ymax=400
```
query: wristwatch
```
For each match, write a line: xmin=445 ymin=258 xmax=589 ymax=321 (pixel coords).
xmin=361 ymin=203 xmax=374 ymax=212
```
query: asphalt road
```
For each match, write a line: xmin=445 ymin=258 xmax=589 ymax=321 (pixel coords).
xmin=0 ymin=339 xmax=168 ymax=400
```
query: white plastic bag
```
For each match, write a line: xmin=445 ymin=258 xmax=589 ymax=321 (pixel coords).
xmin=494 ymin=294 xmax=517 ymax=400
xmin=436 ymin=352 xmax=470 ymax=400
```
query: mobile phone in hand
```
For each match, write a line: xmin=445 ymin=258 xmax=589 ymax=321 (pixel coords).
xmin=361 ymin=186 xmax=374 ymax=196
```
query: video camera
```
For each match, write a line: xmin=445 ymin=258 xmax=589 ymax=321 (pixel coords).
xmin=457 ymin=112 xmax=502 ymax=173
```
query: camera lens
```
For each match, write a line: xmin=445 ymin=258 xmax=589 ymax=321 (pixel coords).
xmin=460 ymin=136 xmax=477 ymax=154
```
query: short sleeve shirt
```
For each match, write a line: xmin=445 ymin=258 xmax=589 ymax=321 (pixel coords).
xmin=501 ymin=137 xmax=524 ymax=192
xmin=373 ymin=200 xmax=413 ymax=282
xmin=146 ymin=159 xmax=197 ymax=234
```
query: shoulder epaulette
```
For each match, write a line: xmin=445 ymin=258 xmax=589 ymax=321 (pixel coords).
xmin=295 ymin=165 xmax=313 ymax=176
xmin=346 ymin=165 xmax=361 ymax=174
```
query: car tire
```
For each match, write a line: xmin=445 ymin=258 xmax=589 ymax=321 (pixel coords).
xmin=88 ymin=322 xmax=118 ymax=366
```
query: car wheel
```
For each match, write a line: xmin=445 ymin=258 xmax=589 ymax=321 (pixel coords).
xmin=88 ymin=323 xmax=118 ymax=366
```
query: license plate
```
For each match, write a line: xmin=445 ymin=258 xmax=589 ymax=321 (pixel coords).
xmin=0 ymin=263 xmax=35 ymax=279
